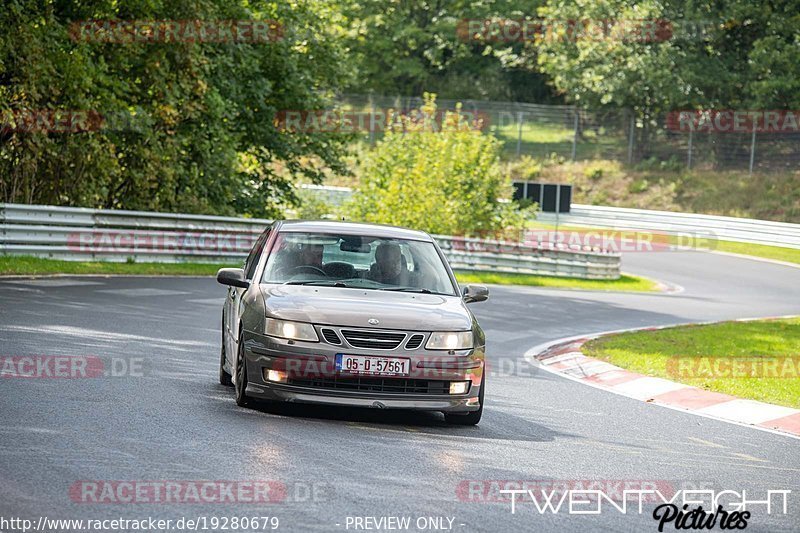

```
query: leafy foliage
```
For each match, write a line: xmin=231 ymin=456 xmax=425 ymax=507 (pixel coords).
xmin=2 ymin=0 xmax=798 ymax=225
xmin=0 ymin=0 xmax=353 ymax=216
xmin=531 ymin=0 xmax=800 ymax=114
xmin=340 ymin=0 xmax=556 ymax=102
xmin=348 ymin=94 xmax=529 ymax=236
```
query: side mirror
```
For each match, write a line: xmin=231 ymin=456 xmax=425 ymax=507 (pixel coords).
xmin=462 ymin=284 xmax=489 ymax=304
xmin=217 ymin=268 xmax=249 ymax=289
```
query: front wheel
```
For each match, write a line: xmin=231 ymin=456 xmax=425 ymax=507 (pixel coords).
xmin=444 ymin=374 xmax=484 ymax=426
xmin=234 ymin=337 xmax=250 ymax=407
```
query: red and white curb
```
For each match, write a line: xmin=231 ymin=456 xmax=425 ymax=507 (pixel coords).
xmin=525 ymin=317 xmax=800 ymax=439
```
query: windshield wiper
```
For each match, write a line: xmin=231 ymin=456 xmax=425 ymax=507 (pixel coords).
xmin=283 ymin=280 xmax=349 ymax=287
xmin=379 ymin=287 xmax=432 ymax=294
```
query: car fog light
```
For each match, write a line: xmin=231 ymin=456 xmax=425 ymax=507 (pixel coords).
xmin=267 ymin=369 xmax=288 ymax=383
xmin=449 ymin=381 xmax=470 ymax=395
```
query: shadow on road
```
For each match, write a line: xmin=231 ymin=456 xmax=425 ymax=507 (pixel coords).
xmin=208 ymin=385 xmax=572 ymax=443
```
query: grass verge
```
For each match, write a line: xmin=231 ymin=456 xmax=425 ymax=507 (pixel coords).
xmin=454 ymin=271 xmax=658 ymax=292
xmin=0 ymin=256 xmax=231 ymax=276
xmin=524 ymin=220 xmax=800 ymax=266
xmin=0 ymin=256 xmax=659 ymax=291
xmin=712 ymin=240 xmax=800 ymax=265
xmin=582 ymin=318 xmax=800 ymax=408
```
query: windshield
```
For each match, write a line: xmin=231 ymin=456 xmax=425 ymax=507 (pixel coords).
xmin=261 ymin=231 xmax=457 ymax=296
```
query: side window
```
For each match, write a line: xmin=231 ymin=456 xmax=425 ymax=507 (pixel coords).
xmin=244 ymin=230 xmax=269 ymax=280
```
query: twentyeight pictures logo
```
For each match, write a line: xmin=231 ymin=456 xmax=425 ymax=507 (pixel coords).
xmin=458 ymin=481 xmax=793 ymax=530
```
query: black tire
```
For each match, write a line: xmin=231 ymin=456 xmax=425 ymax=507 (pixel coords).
xmin=444 ymin=374 xmax=484 ymax=426
xmin=219 ymin=316 xmax=233 ymax=386
xmin=234 ymin=336 xmax=250 ymax=407
xmin=219 ymin=344 xmax=233 ymax=387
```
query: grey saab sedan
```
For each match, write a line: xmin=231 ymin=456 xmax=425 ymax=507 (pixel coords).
xmin=216 ymin=220 xmax=489 ymax=425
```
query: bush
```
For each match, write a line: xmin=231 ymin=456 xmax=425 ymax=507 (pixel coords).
xmin=628 ymin=178 xmax=650 ymax=193
xmin=584 ymin=164 xmax=605 ymax=180
xmin=582 ymin=160 xmax=621 ymax=181
xmin=348 ymin=94 xmax=525 ymax=237
xmin=506 ymin=156 xmax=543 ymax=181
xmin=634 ymin=156 xmax=683 ymax=173
xmin=294 ymin=195 xmax=337 ymax=220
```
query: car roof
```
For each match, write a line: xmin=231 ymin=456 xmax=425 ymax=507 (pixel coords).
xmin=276 ymin=220 xmax=434 ymax=242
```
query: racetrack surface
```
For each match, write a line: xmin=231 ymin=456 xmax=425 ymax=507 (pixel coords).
xmin=1 ymin=251 xmax=799 ymax=532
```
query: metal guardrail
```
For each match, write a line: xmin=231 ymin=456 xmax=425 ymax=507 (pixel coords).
xmin=537 ymin=204 xmax=800 ymax=249
xmin=287 ymin=185 xmax=800 ymax=249
xmin=433 ymin=235 xmax=620 ymax=279
xmin=0 ymin=203 xmax=621 ymax=279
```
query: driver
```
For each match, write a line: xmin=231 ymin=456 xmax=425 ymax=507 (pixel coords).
xmin=299 ymin=243 xmax=324 ymax=269
xmin=369 ymin=243 xmax=408 ymax=285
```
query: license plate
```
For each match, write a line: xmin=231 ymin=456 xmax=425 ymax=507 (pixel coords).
xmin=335 ymin=354 xmax=410 ymax=376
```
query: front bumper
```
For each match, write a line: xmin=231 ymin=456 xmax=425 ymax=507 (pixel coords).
xmin=240 ymin=330 xmax=484 ymax=413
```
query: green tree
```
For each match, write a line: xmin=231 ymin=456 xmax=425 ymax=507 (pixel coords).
xmin=341 ymin=0 xmax=556 ymax=102
xmin=348 ymin=94 xmax=525 ymax=236
xmin=528 ymin=0 xmax=800 ymax=156
xmin=0 ymin=0 xmax=354 ymax=217
xmin=532 ymin=0 xmax=800 ymax=111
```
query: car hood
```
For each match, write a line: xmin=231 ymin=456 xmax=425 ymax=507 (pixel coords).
xmin=260 ymin=284 xmax=472 ymax=331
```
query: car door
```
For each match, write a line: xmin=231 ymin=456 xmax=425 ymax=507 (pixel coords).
xmin=225 ymin=229 xmax=269 ymax=361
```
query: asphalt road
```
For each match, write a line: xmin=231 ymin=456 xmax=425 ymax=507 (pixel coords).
xmin=1 ymin=251 xmax=799 ymax=532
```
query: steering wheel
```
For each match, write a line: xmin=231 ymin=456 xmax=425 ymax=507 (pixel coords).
xmin=291 ymin=265 xmax=326 ymax=276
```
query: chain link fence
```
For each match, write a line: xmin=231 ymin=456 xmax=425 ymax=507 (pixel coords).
xmin=338 ymin=94 xmax=800 ymax=175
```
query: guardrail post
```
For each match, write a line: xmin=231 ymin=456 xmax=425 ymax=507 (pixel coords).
xmin=627 ymin=114 xmax=635 ymax=164
xmin=571 ymin=108 xmax=579 ymax=161
xmin=368 ymin=94 xmax=375 ymax=145
xmin=749 ymin=128 xmax=756 ymax=177
xmin=0 ymin=204 xmax=4 ymax=255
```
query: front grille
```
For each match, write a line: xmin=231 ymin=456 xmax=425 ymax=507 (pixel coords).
xmin=320 ymin=328 xmax=342 ymax=345
xmin=341 ymin=329 xmax=405 ymax=350
xmin=404 ymin=334 xmax=425 ymax=350
xmin=287 ymin=376 xmax=450 ymax=395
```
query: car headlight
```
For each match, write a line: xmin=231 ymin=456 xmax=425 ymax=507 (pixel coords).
xmin=265 ymin=318 xmax=319 ymax=342
xmin=426 ymin=331 xmax=473 ymax=350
